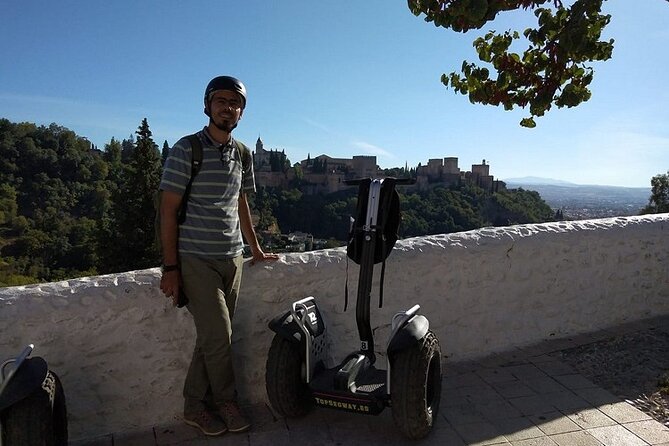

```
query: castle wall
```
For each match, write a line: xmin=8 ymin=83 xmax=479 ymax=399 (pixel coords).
xmin=1 ymin=214 xmax=667 ymax=440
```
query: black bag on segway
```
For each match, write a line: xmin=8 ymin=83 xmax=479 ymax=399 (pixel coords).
xmin=347 ymin=179 xmax=401 ymax=265
xmin=345 ymin=179 xmax=401 ymax=309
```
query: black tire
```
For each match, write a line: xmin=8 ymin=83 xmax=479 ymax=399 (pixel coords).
xmin=265 ymin=334 xmax=313 ymax=417
xmin=390 ymin=330 xmax=442 ymax=440
xmin=1 ymin=370 xmax=68 ymax=446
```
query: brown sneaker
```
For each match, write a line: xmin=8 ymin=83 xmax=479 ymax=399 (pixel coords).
xmin=219 ymin=401 xmax=251 ymax=432
xmin=183 ymin=410 xmax=227 ymax=436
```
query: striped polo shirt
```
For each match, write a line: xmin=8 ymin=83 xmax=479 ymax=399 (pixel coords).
xmin=160 ymin=128 xmax=255 ymax=258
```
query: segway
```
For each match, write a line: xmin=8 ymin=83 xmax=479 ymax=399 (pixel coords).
xmin=0 ymin=344 xmax=68 ymax=446
xmin=266 ymin=177 xmax=442 ymax=439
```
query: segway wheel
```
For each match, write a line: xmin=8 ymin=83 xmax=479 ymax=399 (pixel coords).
xmin=390 ymin=330 xmax=442 ymax=440
xmin=265 ymin=334 xmax=313 ymax=417
xmin=1 ymin=370 xmax=68 ymax=446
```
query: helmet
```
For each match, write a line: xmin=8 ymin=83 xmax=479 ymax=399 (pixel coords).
xmin=204 ymin=76 xmax=247 ymax=115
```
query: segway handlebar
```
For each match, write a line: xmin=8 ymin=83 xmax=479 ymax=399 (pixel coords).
xmin=0 ymin=344 xmax=34 ymax=395
xmin=344 ymin=177 xmax=416 ymax=186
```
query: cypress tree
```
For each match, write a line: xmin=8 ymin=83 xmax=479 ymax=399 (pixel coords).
xmin=107 ymin=118 xmax=162 ymax=271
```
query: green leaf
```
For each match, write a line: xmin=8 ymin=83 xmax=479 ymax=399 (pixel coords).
xmin=520 ymin=117 xmax=537 ymax=128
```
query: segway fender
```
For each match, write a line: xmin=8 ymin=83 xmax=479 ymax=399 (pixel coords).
xmin=387 ymin=315 xmax=429 ymax=354
xmin=268 ymin=310 xmax=303 ymax=343
xmin=0 ymin=356 xmax=49 ymax=412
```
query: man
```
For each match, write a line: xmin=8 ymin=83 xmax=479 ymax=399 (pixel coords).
xmin=159 ymin=75 xmax=278 ymax=436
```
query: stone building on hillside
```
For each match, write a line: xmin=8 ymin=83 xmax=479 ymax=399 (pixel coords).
xmin=469 ymin=159 xmax=497 ymax=191
xmin=416 ymin=157 xmax=462 ymax=189
xmin=415 ymin=157 xmax=503 ymax=192
xmin=297 ymin=154 xmax=380 ymax=194
xmin=253 ymin=137 xmax=294 ymax=189
xmin=251 ymin=138 xmax=503 ymax=194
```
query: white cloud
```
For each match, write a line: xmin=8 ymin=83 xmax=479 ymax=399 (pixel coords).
xmin=351 ymin=141 xmax=395 ymax=158
xmin=301 ymin=117 xmax=339 ymax=137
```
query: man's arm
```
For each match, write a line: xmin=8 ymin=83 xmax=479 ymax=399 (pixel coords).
xmin=160 ymin=190 xmax=183 ymax=304
xmin=238 ymin=192 xmax=279 ymax=265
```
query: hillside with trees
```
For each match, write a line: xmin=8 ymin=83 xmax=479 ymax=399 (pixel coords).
xmin=0 ymin=118 xmax=162 ymax=285
xmin=5 ymin=117 xmax=659 ymax=287
xmin=252 ymin=183 xmax=555 ymax=241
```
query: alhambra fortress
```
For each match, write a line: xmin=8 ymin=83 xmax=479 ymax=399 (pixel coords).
xmin=253 ymin=138 xmax=505 ymax=193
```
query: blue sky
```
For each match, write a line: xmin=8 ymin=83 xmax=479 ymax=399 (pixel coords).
xmin=1 ymin=1 xmax=667 ymax=187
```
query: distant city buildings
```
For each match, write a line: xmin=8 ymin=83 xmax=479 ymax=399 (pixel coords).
xmin=252 ymin=137 xmax=505 ymax=194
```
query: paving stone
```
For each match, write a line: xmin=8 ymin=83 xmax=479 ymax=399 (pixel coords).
xmin=524 ymin=377 xmax=567 ymax=395
xmin=478 ymin=367 xmax=519 ymax=384
xmin=476 ymin=399 xmax=524 ymax=421
xmin=443 ymin=371 xmax=490 ymax=389
xmin=448 ymin=361 xmax=482 ymax=374
xmin=207 ymin=432 xmax=251 ymax=445
xmin=587 ymin=425 xmax=649 ymax=446
xmin=623 ymin=420 xmax=669 ymax=444
xmin=245 ymin=403 xmax=285 ymax=433
xmin=346 ymin=415 xmax=465 ymax=446
xmin=509 ymin=437 xmax=558 ymax=446
xmin=519 ymin=343 xmax=562 ymax=358
xmin=441 ymin=389 xmax=472 ymax=407
xmin=427 ymin=425 xmax=468 ymax=446
xmin=452 ymin=420 xmax=509 ymax=445
xmin=492 ymin=416 xmax=545 ymax=441
xmin=526 ymin=354 xmax=556 ymax=364
xmin=493 ymin=381 xmax=538 ymax=399
xmin=478 ymin=353 xmax=526 ymax=368
xmin=509 ymin=395 xmax=558 ymax=416
xmin=565 ymin=408 xmax=617 ymax=429
xmin=544 ymin=391 xmax=591 ymax=412
xmin=154 ymin=422 xmax=202 ymax=445
xmin=597 ymin=401 xmax=653 ymax=424
xmin=554 ymin=374 xmax=598 ymax=390
xmin=248 ymin=428 xmax=291 ymax=446
xmin=112 ymin=428 xmax=157 ymax=446
xmin=328 ymin=421 xmax=386 ymax=446
xmin=456 ymin=383 xmax=503 ymax=403
xmin=69 ymin=434 xmax=114 ymax=445
xmin=532 ymin=360 xmax=576 ymax=377
xmin=287 ymin=423 xmax=331 ymax=445
xmin=542 ymin=338 xmax=580 ymax=353
xmin=530 ymin=412 xmax=581 ymax=435
xmin=550 ymin=430 xmax=604 ymax=446
xmin=572 ymin=387 xmax=622 ymax=407
xmin=504 ymin=364 xmax=550 ymax=381
xmin=443 ymin=403 xmax=487 ymax=425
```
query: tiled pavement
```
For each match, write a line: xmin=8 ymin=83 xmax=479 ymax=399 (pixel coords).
xmin=73 ymin=319 xmax=669 ymax=446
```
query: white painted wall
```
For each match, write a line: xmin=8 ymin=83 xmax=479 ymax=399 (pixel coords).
xmin=1 ymin=214 xmax=667 ymax=440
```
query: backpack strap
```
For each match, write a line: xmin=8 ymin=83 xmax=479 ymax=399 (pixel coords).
xmin=231 ymin=138 xmax=250 ymax=173
xmin=377 ymin=179 xmax=398 ymax=308
xmin=178 ymin=134 xmax=203 ymax=223
xmin=186 ymin=134 xmax=203 ymax=177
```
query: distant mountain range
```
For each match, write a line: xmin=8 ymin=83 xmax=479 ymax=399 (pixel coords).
xmin=503 ymin=176 xmax=578 ymax=187
xmin=503 ymin=177 xmax=651 ymax=219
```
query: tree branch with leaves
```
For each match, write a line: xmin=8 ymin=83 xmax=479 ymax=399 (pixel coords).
xmin=408 ymin=0 xmax=618 ymax=127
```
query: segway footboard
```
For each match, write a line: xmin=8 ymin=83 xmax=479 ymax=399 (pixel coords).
xmin=309 ymin=365 xmax=387 ymax=415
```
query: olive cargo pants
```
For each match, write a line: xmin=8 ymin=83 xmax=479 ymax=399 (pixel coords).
xmin=180 ymin=254 xmax=244 ymax=414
